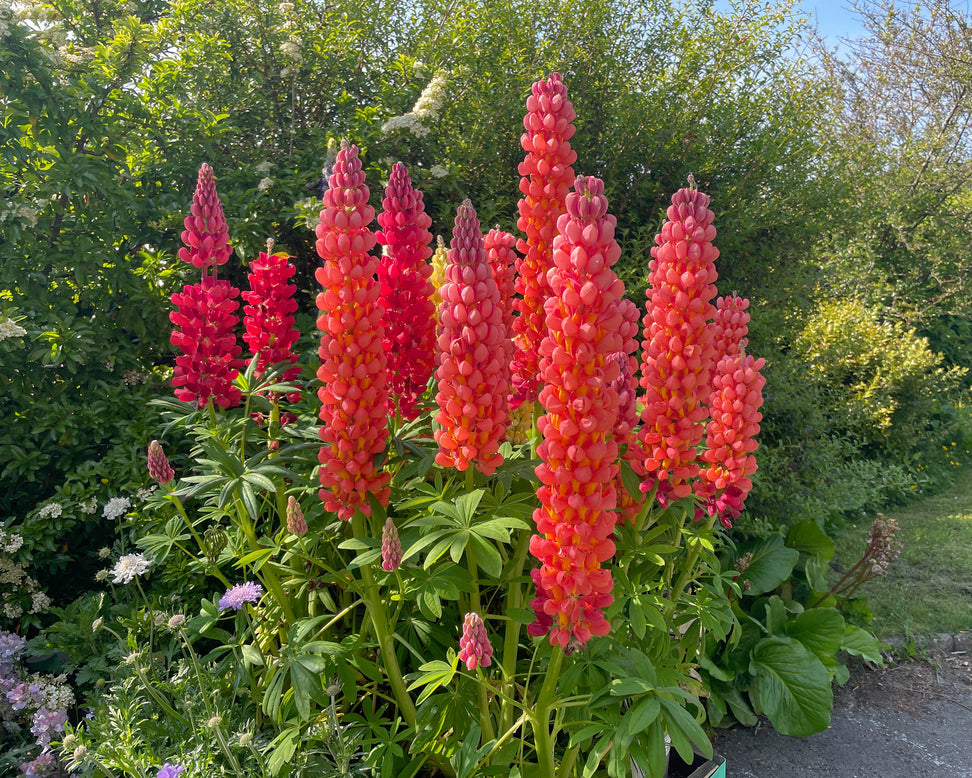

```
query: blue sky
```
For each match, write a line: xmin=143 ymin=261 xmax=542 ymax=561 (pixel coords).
xmin=802 ymin=0 xmax=867 ymax=41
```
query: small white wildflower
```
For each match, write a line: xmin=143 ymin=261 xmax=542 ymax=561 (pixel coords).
xmin=80 ymin=497 xmax=97 ymax=514
xmin=94 ymin=569 xmax=109 ymax=582
xmin=429 ymin=164 xmax=448 ymax=179
xmin=167 ymin=614 xmax=186 ymax=629
xmin=136 ymin=485 xmax=157 ymax=502
xmin=102 ymin=496 xmax=130 ymax=520
xmin=257 ymin=177 xmax=274 ymax=192
xmin=381 ymin=112 xmax=429 ymax=138
xmin=254 ymin=160 xmax=272 ymax=174
xmin=0 ymin=319 xmax=27 ymax=340
xmin=110 ymin=553 xmax=151 ymax=584
xmin=37 ymin=502 xmax=63 ymax=519
xmin=98 ymin=547 xmax=111 ymax=559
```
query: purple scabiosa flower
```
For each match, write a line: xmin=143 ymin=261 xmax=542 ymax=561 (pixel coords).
xmin=457 ymin=612 xmax=493 ymax=670
xmin=217 ymin=582 xmax=264 ymax=612
xmin=157 ymin=764 xmax=185 ymax=778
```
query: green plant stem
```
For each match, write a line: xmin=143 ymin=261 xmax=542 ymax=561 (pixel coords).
xmin=533 ymin=647 xmax=564 ymax=778
xmin=666 ymin=513 xmax=719 ymax=624
xmin=352 ymin=511 xmax=417 ymax=729
xmin=485 ymin=712 xmax=529 ymax=761
xmin=500 ymin=530 xmax=531 ymax=732
xmin=168 ymin=493 xmax=232 ymax=587
xmin=556 ymin=745 xmax=580 ymax=778
xmin=236 ymin=498 xmax=296 ymax=625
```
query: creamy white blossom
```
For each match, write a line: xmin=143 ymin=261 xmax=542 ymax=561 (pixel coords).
xmin=37 ymin=503 xmax=63 ymax=519
xmin=258 ymin=177 xmax=274 ymax=192
xmin=0 ymin=318 xmax=27 ymax=341
xmin=110 ymin=553 xmax=152 ymax=584
xmin=102 ymin=496 xmax=131 ymax=520
xmin=80 ymin=497 xmax=98 ymax=514
xmin=254 ymin=161 xmax=273 ymax=174
xmin=429 ymin=164 xmax=448 ymax=179
xmin=30 ymin=591 xmax=51 ymax=613
xmin=280 ymin=37 xmax=303 ymax=63
xmin=381 ymin=112 xmax=429 ymax=138
xmin=412 ymin=70 xmax=448 ymax=119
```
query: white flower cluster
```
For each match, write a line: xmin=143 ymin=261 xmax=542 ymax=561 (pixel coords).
xmin=381 ymin=70 xmax=449 ymax=139
xmin=0 ymin=530 xmax=50 ymax=620
xmin=80 ymin=497 xmax=98 ymax=514
xmin=258 ymin=177 xmax=274 ymax=192
xmin=33 ymin=673 xmax=75 ymax=712
xmin=0 ymin=318 xmax=27 ymax=341
xmin=412 ymin=70 xmax=448 ymax=119
xmin=280 ymin=36 xmax=303 ymax=63
xmin=428 ymin=164 xmax=448 ymax=179
xmin=135 ymin=485 xmax=157 ymax=502
xmin=57 ymin=45 xmax=94 ymax=66
xmin=110 ymin=553 xmax=152 ymax=584
xmin=254 ymin=160 xmax=273 ymax=174
xmin=0 ymin=1 xmax=12 ymax=40
xmin=122 ymin=369 xmax=150 ymax=386
xmin=37 ymin=503 xmax=63 ymax=519
xmin=0 ymin=202 xmax=39 ymax=228
xmin=102 ymin=496 xmax=130 ymax=520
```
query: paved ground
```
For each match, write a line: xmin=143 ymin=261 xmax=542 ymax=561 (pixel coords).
xmin=711 ymin=634 xmax=972 ymax=777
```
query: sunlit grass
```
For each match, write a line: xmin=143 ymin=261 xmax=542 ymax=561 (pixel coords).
xmin=832 ymin=467 xmax=972 ymax=639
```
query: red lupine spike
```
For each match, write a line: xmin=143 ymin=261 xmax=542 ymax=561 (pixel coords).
xmin=315 ymin=143 xmax=391 ymax=520
xmin=638 ymin=186 xmax=720 ymax=505
xmin=375 ymin=162 xmax=436 ymax=420
xmin=458 ymin=612 xmax=493 ymax=670
xmin=433 ymin=200 xmax=509 ymax=475
xmin=242 ymin=251 xmax=302 ymax=402
xmin=511 ymin=73 xmax=577 ymax=409
xmin=698 ymin=353 xmax=766 ymax=528
xmin=178 ymin=163 xmax=233 ymax=270
xmin=169 ymin=275 xmax=244 ymax=409
xmin=530 ymin=175 xmax=625 ymax=648
xmin=712 ymin=294 xmax=750 ymax=358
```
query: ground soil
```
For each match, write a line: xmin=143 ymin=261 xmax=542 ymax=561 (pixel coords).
xmin=712 ymin=633 xmax=972 ymax=777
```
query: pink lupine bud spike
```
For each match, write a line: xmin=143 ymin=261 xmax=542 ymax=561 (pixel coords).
xmin=178 ymin=163 xmax=233 ymax=270
xmin=381 ymin=517 xmax=403 ymax=571
xmin=698 ymin=353 xmax=766 ymax=528
xmin=531 ymin=175 xmax=625 ymax=648
xmin=169 ymin=275 xmax=244 ymax=409
xmin=485 ymin=227 xmax=518 ymax=402
xmin=712 ymin=295 xmax=750 ymax=358
xmin=433 ymin=200 xmax=509 ymax=475
xmin=458 ymin=612 xmax=493 ymax=670
xmin=315 ymin=143 xmax=391 ymax=520
xmin=375 ymin=163 xmax=436 ymax=420
xmin=286 ymin=496 xmax=307 ymax=536
xmin=242 ymin=251 xmax=302 ymax=402
xmin=511 ymin=73 xmax=577 ymax=409
xmin=147 ymin=440 xmax=175 ymax=485
xmin=638 ymin=186 xmax=720 ymax=506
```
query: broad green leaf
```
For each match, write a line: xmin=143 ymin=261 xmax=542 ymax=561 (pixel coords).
xmin=736 ymin=536 xmax=799 ymax=596
xmin=624 ymin=694 xmax=661 ymax=735
xmin=750 ymin=636 xmax=833 ymax=736
xmin=609 ymin=677 xmax=655 ymax=696
xmin=841 ymin=624 xmax=885 ymax=664
xmin=785 ymin=607 xmax=845 ymax=663
xmin=786 ymin=520 xmax=835 ymax=562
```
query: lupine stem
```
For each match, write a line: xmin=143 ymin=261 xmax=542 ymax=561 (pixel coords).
xmin=500 ymin=530 xmax=531 ymax=732
xmin=534 ymin=647 xmax=564 ymax=778
xmin=352 ymin=511 xmax=417 ymax=729
xmin=235 ymin=498 xmax=296 ymax=626
xmin=667 ymin=513 xmax=719 ymax=629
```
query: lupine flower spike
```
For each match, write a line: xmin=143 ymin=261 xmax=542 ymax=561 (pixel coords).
xmin=485 ymin=226 xmax=518 ymax=397
xmin=511 ymin=73 xmax=577 ymax=408
xmin=286 ymin=496 xmax=307 ymax=536
xmin=699 ymin=349 xmax=766 ymax=527
xmin=242 ymin=250 xmax=302 ymax=402
xmin=315 ymin=142 xmax=391 ymax=520
xmin=529 ymin=175 xmax=625 ymax=648
xmin=147 ymin=440 xmax=175 ymax=485
xmin=434 ymin=200 xmax=509 ymax=475
xmin=430 ymin=235 xmax=447 ymax=320
xmin=639 ymin=185 xmax=720 ymax=506
xmin=381 ymin=517 xmax=402 ymax=571
xmin=612 ymin=298 xmax=645 ymax=523
xmin=178 ymin=163 xmax=232 ymax=272
xmin=458 ymin=612 xmax=493 ymax=670
xmin=376 ymin=162 xmax=436 ymax=420
xmin=169 ymin=275 xmax=244 ymax=409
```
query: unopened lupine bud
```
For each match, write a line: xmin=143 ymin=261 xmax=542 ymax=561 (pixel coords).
xmin=286 ymin=496 xmax=307 ymax=536
xmin=458 ymin=612 xmax=493 ymax=670
xmin=380 ymin=517 xmax=402 ymax=571
xmin=147 ymin=440 xmax=175 ymax=484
